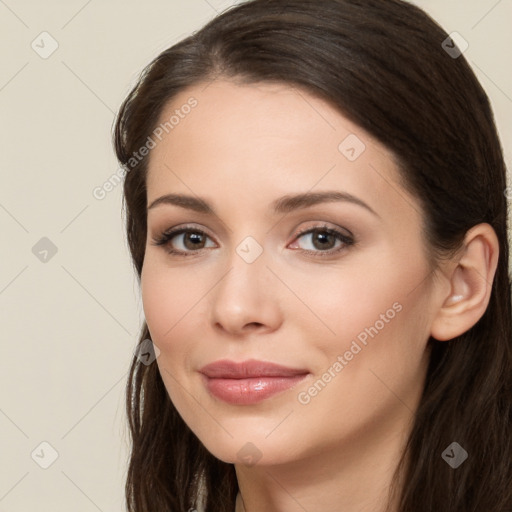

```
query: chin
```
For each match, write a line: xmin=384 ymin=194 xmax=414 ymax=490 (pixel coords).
xmin=196 ymin=426 xmax=304 ymax=467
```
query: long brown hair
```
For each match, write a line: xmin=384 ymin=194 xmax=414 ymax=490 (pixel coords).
xmin=112 ymin=1 xmax=512 ymax=510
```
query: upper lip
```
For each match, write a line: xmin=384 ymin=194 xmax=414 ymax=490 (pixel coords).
xmin=199 ymin=359 xmax=309 ymax=379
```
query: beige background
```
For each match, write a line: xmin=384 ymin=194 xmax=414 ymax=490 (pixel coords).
xmin=0 ymin=1 xmax=510 ymax=510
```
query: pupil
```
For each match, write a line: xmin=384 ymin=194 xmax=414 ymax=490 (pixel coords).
xmin=314 ymin=230 xmax=333 ymax=249
xmin=186 ymin=232 xmax=204 ymax=249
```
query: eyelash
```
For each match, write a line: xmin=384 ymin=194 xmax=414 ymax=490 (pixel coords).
xmin=150 ymin=223 xmax=355 ymax=258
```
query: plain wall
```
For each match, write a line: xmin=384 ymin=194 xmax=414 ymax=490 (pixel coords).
xmin=0 ymin=1 xmax=510 ymax=510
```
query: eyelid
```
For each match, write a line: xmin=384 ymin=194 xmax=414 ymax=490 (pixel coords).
xmin=288 ymin=223 xmax=355 ymax=256
xmin=151 ymin=221 xmax=355 ymax=257
xmin=151 ymin=223 xmax=216 ymax=250
xmin=291 ymin=220 xmax=354 ymax=239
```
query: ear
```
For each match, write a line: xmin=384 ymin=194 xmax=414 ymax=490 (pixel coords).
xmin=430 ymin=223 xmax=499 ymax=342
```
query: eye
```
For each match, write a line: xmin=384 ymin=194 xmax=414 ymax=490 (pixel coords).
xmin=150 ymin=223 xmax=355 ymax=258
xmin=150 ymin=225 xmax=216 ymax=256
xmin=288 ymin=224 xmax=354 ymax=257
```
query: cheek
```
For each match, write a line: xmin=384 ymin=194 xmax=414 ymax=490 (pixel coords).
xmin=141 ymin=262 xmax=198 ymax=405
xmin=304 ymin=256 xmax=431 ymax=379
xmin=294 ymin=266 xmax=399 ymax=345
xmin=141 ymin=259 xmax=195 ymax=348
xmin=141 ymin=263 xmax=169 ymax=338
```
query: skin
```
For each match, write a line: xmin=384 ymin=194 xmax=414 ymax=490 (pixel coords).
xmin=140 ymin=79 xmax=499 ymax=512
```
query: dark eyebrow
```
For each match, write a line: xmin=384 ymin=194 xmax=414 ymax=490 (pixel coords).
xmin=147 ymin=191 xmax=380 ymax=218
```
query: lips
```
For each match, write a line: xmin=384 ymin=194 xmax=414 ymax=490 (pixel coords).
xmin=199 ymin=359 xmax=310 ymax=405
xmin=199 ymin=359 xmax=309 ymax=378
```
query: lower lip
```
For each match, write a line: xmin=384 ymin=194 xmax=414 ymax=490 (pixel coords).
xmin=201 ymin=374 xmax=308 ymax=405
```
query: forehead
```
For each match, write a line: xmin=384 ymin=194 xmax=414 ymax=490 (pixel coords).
xmin=145 ymin=79 xmax=418 ymax=226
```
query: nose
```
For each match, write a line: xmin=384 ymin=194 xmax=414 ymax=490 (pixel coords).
xmin=209 ymin=244 xmax=283 ymax=337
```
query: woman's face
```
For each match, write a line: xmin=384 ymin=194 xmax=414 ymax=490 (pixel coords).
xmin=141 ymin=79 xmax=441 ymax=466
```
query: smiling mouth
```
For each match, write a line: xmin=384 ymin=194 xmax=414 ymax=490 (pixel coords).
xmin=198 ymin=358 xmax=310 ymax=405
xmin=201 ymin=374 xmax=309 ymax=405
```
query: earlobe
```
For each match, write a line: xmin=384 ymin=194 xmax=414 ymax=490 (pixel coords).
xmin=429 ymin=223 xmax=499 ymax=342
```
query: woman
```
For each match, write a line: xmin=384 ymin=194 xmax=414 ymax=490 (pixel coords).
xmin=112 ymin=0 xmax=512 ymax=510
